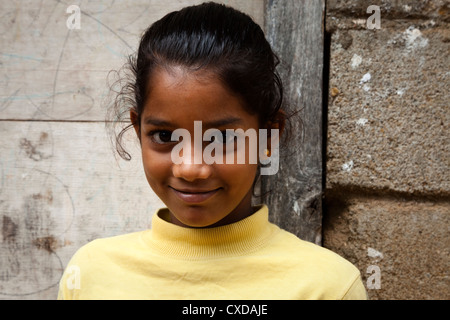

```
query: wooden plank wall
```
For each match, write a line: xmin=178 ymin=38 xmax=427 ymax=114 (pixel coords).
xmin=263 ymin=0 xmax=325 ymax=245
xmin=0 ymin=0 xmax=264 ymax=300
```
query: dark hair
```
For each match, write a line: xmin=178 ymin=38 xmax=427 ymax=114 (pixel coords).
xmin=107 ymin=2 xmax=285 ymax=161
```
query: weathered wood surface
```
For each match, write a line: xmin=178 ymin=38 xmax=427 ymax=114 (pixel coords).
xmin=263 ymin=0 xmax=325 ymax=244
xmin=0 ymin=0 xmax=264 ymax=300
xmin=0 ymin=121 xmax=164 ymax=299
xmin=0 ymin=0 xmax=264 ymax=121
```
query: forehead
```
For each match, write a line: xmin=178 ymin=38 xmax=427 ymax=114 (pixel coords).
xmin=142 ymin=67 xmax=258 ymax=127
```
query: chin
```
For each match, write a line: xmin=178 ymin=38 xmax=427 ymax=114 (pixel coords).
xmin=173 ymin=206 xmax=224 ymax=228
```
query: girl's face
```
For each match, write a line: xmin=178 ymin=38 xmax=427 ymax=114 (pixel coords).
xmin=132 ymin=67 xmax=261 ymax=228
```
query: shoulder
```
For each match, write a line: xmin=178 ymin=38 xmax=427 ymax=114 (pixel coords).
xmin=82 ymin=231 xmax=145 ymax=251
xmin=266 ymin=227 xmax=367 ymax=299
xmin=57 ymin=231 xmax=146 ymax=300
xmin=69 ymin=230 xmax=147 ymax=266
xmin=271 ymin=228 xmax=355 ymax=268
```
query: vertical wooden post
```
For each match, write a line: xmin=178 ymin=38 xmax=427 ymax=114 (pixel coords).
xmin=263 ymin=0 xmax=325 ymax=244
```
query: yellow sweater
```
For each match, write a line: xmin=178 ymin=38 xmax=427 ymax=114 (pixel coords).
xmin=58 ymin=205 xmax=367 ymax=300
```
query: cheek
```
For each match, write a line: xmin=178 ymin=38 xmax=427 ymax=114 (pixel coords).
xmin=141 ymin=149 xmax=172 ymax=187
xmin=217 ymin=163 xmax=258 ymax=192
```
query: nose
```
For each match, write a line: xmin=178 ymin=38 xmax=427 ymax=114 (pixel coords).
xmin=172 ymin=162 xmax=213 ymax=182
xmin=172 ymin=145 xmax=213 ymax=182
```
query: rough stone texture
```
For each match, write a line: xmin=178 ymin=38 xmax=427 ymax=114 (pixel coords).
xmin=326 ymin=26 xmax=449 ymax=196
xmin=323 ymin=193 xmax=450 ymax=300
xmin=327 ymin=0 xmax=449 ymax=21
xmin=324 ymin=0 xmax=449 ymax=300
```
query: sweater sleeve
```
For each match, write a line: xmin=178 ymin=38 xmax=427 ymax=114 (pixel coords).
xmin=341 ymin=275 xmax=368 ymax=300
xmin=57 ymin=241 xmax=94 ymax=300
xmin=57 ymin=258 xmax=79 ymax=300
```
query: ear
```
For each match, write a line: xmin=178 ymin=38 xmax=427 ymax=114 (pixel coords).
xmin=130 ymin=110 xmax=141 ymax=140
xmin=264 ymin=110 xmax=286 ymax=155
xmin=274 ymin=109 xmax=286 ymax=136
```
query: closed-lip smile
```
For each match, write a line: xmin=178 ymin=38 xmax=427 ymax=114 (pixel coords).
xmin=170 ymin=186 xmax=221 ymax=204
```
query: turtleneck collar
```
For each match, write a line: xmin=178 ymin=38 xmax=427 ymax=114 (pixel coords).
xmin=142 ymin=205 xmax=279 ymax=260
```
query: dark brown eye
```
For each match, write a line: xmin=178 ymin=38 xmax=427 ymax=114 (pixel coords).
xmin=150 ymin=131 xmax=173 ymax=144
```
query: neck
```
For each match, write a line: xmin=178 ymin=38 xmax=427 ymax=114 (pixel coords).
xmin=208 ymin=191 xmax=254 ymax=228
xmin=147 ymin=204 xmax=276 ymax=259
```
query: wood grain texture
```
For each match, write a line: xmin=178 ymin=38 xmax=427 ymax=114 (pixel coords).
xmin=0 ymin=0 xmax=265 ymax=299
xmin=0 ymin=0 xmax=264 ymax=121
xmin=263 ymin=0 xmax=325 ymax=244
xmin=0 ymin=121 xmax=163 ymax=299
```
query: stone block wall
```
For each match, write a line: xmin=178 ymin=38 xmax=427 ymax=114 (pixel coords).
xmin=323 ymin=0 xmax=449 ymax=299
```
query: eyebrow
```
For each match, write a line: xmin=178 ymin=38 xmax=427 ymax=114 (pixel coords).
xmin=143 ymin=118 xmax=174 ymax=127
xmin=143 ymin=117 xmax=243 ymax=128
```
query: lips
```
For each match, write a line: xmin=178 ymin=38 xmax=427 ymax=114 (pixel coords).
xmin=170 ymin=186 xmax=221 ymax=204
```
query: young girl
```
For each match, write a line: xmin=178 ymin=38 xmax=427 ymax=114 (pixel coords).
xmin=58 ymin=2 xmax=367 ymax=300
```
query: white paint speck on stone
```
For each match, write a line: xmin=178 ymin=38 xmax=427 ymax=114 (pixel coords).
xmin=404 ymin=27 xmax=429 ymax=51
xmin=368 ymin=247 xmax=384 ymax=259
xmin=351 ymin=54 xmax=362 ymax=68
xmin=360 ymin=72 xmax=371 ymax=84
xmin=352 ymin=19 xmax=366 ymax=27
xmin=342 ymin=160 xmax=354 ymax=172
xmin=356 ymin=118 xmax=369 ymax=126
